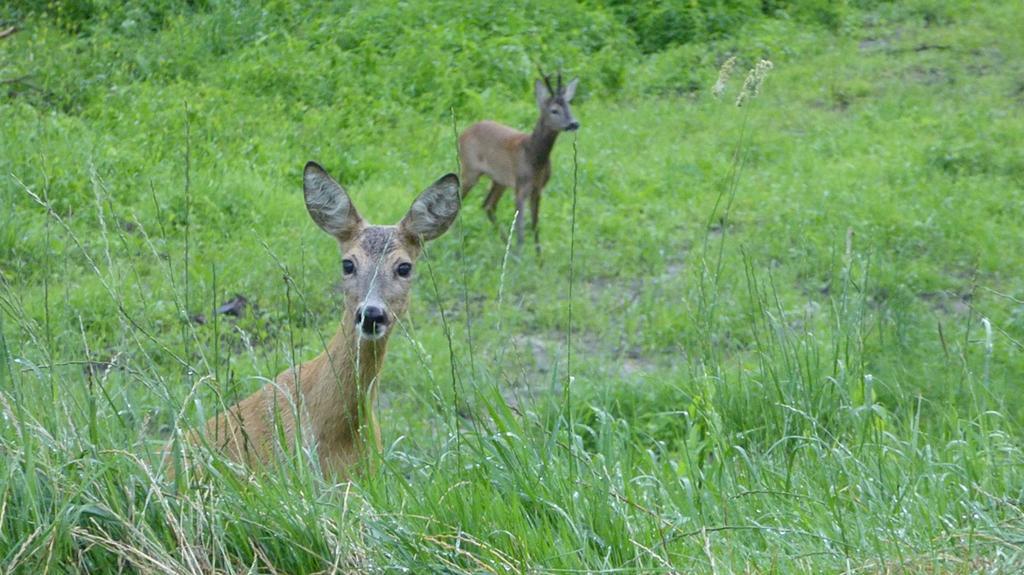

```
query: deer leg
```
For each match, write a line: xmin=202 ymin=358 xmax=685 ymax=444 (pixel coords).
xmin=529 ymin=189 xmax=542 ymax=258
xmin=460 ymin=168 xmax=481 ymax=198
xmin=482 ymin=182 xmax=506 ymax=232
xmin=513 ymin=187 xmax=528 ymax=252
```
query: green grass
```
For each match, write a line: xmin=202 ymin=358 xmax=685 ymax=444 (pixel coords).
xmin=2 ymin=0 xmax=1024 ymax=571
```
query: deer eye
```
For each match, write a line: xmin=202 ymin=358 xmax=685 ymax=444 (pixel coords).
xmin=550 ymin=108 xmax=560 ymax=115
xmin=396 ymin=262 xmax=412 ymax=278
xmin=342 ymin=259 xmax=356 ymax=275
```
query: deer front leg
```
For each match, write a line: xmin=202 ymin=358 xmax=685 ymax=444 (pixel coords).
xmin=513 ymin=187 xmax=529 ymax=252
xmin=529 ymin=189 xmax=542 ymax=258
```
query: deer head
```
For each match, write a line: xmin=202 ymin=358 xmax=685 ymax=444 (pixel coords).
xmin=303 ymin=162 xmax=460 ymax=341
xmin=535 ymin=71 xmax=580 ymax=132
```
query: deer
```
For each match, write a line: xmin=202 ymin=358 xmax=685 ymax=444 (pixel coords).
xmin=458 ymin=72 xmax=579 ymax=255
xmin=171 ymin=162 xmax=460 ymax=479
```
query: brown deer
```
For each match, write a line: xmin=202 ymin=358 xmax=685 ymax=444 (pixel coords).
xmin=177 ymin=162 xmax=460 ymax=478
xmin=458 ymin=72 xmax=579 ymax=254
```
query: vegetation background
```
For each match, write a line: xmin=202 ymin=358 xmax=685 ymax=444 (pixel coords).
xmin=2 ymin=0 xmax=1023 ymax=571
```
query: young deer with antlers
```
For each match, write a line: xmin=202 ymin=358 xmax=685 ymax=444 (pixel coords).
xmin=176 ymin=162 xmax=460 ymax=478
xmin=459 ymin=73 xmax=579 ymax=254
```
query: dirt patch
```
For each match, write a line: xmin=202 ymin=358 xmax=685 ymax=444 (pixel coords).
xmin=965 ymin=46 xmax=1006 ymax=77
xmin=858 ymin=37 xmax=890 ymax=53
xmin=919 ymin=290 xmax=972 ymax=315
xmin=585 ymin=274 xmax=643 ymax=312
xmin=583 ymin=245 xmax=688 ymax=314
xmin=510 ymin=335 xmax=557 ymax=374
xmin=506 ymin=328 xmax=662 ymax=384
xmin=904 ymin=64 xmax=952 ymax=86
xmin=455 ymin=255 xmax=691 ymax=414
xmin=1014 ymin=82 xmax=1024 ymax=104
xmin=858 ymin=27 xmax=904 ymax=53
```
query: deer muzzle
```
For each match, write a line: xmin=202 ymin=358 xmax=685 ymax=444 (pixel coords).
xmin=355 ymin=304 xmax=390 ymax=339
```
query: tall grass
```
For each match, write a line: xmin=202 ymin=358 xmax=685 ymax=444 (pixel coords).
xmin=3 ymin=184 xmax=1021 ymax=570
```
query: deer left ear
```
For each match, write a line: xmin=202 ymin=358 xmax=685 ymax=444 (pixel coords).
xmin=399 ymin=173 xmax=461 ymax=243
xmin=563 ymin=78 xmax=579 ymax=102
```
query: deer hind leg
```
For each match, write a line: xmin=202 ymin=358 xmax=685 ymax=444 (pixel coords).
xmin=460 ymin=167 xmax=482 ymax=198
xmin=482 ymin=182 xmax=506 ymax=230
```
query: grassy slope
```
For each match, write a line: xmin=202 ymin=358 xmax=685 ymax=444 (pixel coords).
xmin=2 ymin=0 xmax=1023 ymax=571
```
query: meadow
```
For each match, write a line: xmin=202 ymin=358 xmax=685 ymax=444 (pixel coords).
xmin=2 ymin=0 xmax=1024 ymax=571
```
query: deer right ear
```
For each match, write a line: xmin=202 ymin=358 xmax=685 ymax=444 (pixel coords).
xmin=303 ymin=162 xmax=363 ymax=241
xmin=563 ymin=77 xmax=579 ymax=101
xmin=535 ymin=79 xmax=552 ymax=109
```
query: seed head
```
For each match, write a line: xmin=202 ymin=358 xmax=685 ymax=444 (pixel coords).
xmin=712 ymin=56 xmax=737 ymax=99
xmin=735 ymin=59 xmax=774 ymax=107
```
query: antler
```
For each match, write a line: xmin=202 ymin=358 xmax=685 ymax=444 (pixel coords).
xmin=557 ymin=68 xmax=563 ymax=94
xmin=535 ymin=62 xmax=556 ymax=95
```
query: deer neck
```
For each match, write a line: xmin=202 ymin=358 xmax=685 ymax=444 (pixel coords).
xmin=525 ymin=118 xmax=560 ymax=168
xmin=301 ymin=309 xmax=390 ymax=445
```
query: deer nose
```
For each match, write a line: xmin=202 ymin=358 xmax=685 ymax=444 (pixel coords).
xmin=566 ymin=120 xmax=580 ymax=131
xmin=356 ymin=305 xmax=389 ymax=333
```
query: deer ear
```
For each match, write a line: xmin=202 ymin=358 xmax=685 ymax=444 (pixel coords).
xmin=563 ymin=77 xmax=579 ymax=101
xmin=535 ymin=79 xmax=552 ymax=108
xmin=303 ymin=161 xmax=363 ymax=241
xmin=399 ymin=173 xmax=461 ymax=243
